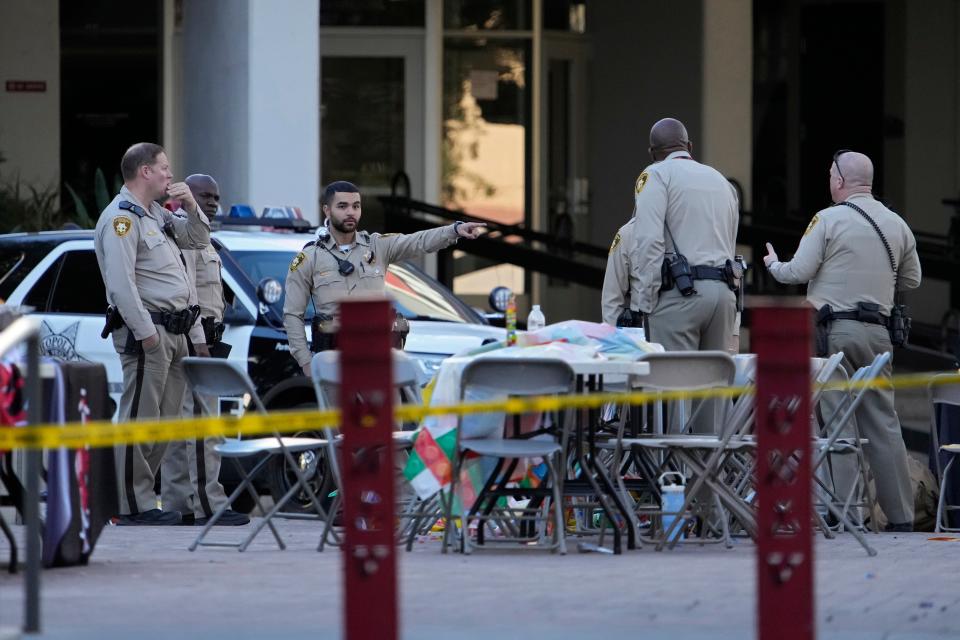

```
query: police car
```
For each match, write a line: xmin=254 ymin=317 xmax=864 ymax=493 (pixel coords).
xmin=0 ymin=223 xmax=505 ymax=508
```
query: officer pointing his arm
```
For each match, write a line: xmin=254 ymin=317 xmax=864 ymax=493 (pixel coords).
xmin=283 ymin=181 xmax=485 ymax=376
xmin=94 ymin=142 xmax=210 ymax=525
xmin=763 ymin=150 xmax=921 ymax=532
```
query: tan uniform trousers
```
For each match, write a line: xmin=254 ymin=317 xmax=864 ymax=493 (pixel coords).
xmin=160 ymin=386 xmax=228 ymax=519
xmin=647 ymin=280 xmax=736 ymax=505
xmin=822 ymin=319 xmax=914 ymax=525
xmin=114 ymin=325 xmax=188 ymax=515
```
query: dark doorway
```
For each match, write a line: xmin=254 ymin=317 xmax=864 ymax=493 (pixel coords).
xmin=753 ymin=1 xmax=887 ymax=218
xmin=59 ymin=1 xmax=162 ymax=219
xmin=799 ymin=2 xmax=885 ymax=214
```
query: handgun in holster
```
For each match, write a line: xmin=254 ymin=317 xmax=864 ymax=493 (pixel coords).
xmin=732 ymin=255 xmax=747 ymax=313
xmin=101 ymin=305 xmax=125 ymax=339
xmin=311 ymin=314 xmax=337 ymax=352
xmin=814 ymin=304 xmax=834 ymax=357
xmin=392 ymin=312 xmax=410 ymax=350
xmin=661 ymin=252 xmax=697 ymax=296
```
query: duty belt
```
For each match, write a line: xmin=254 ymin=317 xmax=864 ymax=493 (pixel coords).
xmin=690 ymin=265 xmax=727 ymax=282
xmin=822 ymin=309 xmax=889 ymax=328
xmin=149 ymin=307 xmax=200 ymax=336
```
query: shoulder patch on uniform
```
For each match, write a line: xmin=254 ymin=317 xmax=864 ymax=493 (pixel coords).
xmin=113 ymin=216 xmax=133 ymax=237
xmin=804 ymin=214 xmax=820 ymax=236
xmin=635 ymin=172 xmax=649 ymax=194
xmin=609 ymin=232 xmax=622 ymax=255
xmin=289 ymin=252 xmax=306 ymax=272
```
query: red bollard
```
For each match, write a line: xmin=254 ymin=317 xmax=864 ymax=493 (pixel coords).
xmin=339 ymin=299 xmax=397 ymax=640
xmin=753 ymin=299 xmax=814 ymax=640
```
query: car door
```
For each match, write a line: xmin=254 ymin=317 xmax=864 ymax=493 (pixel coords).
xmin=9 ymin=241 xmax=124 ymax=417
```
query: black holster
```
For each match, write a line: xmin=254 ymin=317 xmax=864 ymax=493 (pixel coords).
xmin=616 ymin=309 xmax=645 ymax=328
xmin=814 ymin=304 xmax=833 ymax=357
xmin=101 ymin=305 xmax=125 ymax=339
xmin=311 ymin=314 xmax=337 ymax=353
xmin=201 ymin=316 xmax=225 ymax=345
xmin=150 ymin=306 xmax=200 ymax=336
xmin=661 ymin=253 xmax=696 ymax=296
xmin=889 ymin=303 xmax=911 ymax=347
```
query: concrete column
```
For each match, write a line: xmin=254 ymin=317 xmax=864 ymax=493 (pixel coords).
xmin=0 ymin=0 xmax=60 ymax=189
xmin=182 ymin=0 xmax=320 ymax=222
xmin=701 ymin=0 xmax=752 ymax=210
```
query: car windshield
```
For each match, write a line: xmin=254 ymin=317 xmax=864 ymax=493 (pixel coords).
xmin=229 ymin=250 xmax=481 ymax=324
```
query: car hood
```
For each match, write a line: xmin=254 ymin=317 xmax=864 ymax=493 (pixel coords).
xmin=405 ymin=320 xmax=505 ymax=356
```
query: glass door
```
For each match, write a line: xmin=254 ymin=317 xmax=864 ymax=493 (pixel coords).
xmin=320 ymin=33 xmax=424 ymax=231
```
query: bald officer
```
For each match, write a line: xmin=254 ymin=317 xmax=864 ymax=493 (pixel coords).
xmin=764 ymin=150 xmax=921 ymax=532
xmin=94 ymin=142 xmax=209 ymax=525
xmin=160 ymin=174 xmax=249 ymax=527
xmin=601 ymin=219 xmax=640 ymax=326
xmin=628 ymin=118 xmax=739 ymax=351
xmin=284 ymin=181 xmax=486 ymax=376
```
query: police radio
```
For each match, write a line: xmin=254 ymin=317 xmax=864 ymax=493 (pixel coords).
xmin=660 ymin=223 xmax=696 ymax=296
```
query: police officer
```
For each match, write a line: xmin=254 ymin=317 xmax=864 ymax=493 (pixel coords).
xmin=628 ymin=118 xmax=739 ymax=351
xmin=601 ymin=218 xmax=640 ymax=327
xmin=94 ymin=142 xmax=210 ymax=526
xmin=160 ymin=174 xmax=249 ymax=526
xmin=283 ymin=181 xmax=485 ymax=376
xmin=764 ymin=150 xmax=921 ymax=532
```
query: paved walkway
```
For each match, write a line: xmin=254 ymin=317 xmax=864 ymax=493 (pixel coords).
xmin=1 ymin=521 xmax=958 ymax=639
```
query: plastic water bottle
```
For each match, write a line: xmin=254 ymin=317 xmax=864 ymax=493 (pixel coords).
xmin=505 ymin=295 xmax=517 ymax=346
xmin=659 ymin=472 xmax=686 ymax=543
xmin=527 ymin=304 xmax=546 ymax=331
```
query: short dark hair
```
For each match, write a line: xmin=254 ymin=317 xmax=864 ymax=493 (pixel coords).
xmin=120 ymin=142 xmax=166 ymax=181
xmin=322 ymin=181 xmax=360 ymax=208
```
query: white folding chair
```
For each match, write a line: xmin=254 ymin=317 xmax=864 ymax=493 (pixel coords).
xmin=444 ymin=357 xmax=575 ymax=555
xmin=929 ymin=375 xmax=960 ymax=532
xmin=310 ymin=350 xmax=436 ymax=551
xmin=182 ymin=357 xmax=328 ymax=552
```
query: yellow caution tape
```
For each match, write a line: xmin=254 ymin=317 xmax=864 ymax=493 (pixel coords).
xmin=1 ymin=370 xmax=957 ymax=451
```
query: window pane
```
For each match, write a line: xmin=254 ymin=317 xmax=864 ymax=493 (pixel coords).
xmin=322 ymin=57 xmax=405 ymax=190
xmin=321 ymin=0 xmax=425 ymax=27
xmin=49 ymin=251 xmax=106 ymax=314
xmin=443 ymin=38 xmax=529 ymax=294
xmin=24 ymin=255 xmax=63 ymax=311
xmin=543 ymin=0 xmax=586 ymax=33
xmin=444 ymin=0 xmax=531 ymax=30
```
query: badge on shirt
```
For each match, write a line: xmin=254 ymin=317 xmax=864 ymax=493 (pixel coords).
xmin=113 ymin=216 xmax=133 ymax=237
xmin=289 ymin=252 xmax=306 ymax=271
xmin=635 ymin=172 xmax=649 ymax=194
xmin=804 ymin=214 xmax=820 ymax=236
xmin=609 ymin=232 xmax=622 ymax=255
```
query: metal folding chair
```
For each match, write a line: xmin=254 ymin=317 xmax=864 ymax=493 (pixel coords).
xmin=929 ymin=375 xmax=960 ymax=532
xmin=182 ymin=357 xmax=329 ymax=552
xmin=310 ymin=350 xmax=437 ymax=551
xmin=443 ymin=357 xmax=575 ymax=555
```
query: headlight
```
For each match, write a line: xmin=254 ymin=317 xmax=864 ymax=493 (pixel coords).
xmin=257 ymin=277 xmax=283 ymax=305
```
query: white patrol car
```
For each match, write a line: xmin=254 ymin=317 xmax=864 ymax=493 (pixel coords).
xmin=0 ymin=225 xmax=505 ymax=508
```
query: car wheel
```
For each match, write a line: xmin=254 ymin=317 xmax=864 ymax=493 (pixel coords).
xmin=266 ymin=424 xmax=335 ymax=515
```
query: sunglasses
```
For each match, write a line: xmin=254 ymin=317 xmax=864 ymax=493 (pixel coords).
xmin=833 ymin=149 xmax=852 ymax=181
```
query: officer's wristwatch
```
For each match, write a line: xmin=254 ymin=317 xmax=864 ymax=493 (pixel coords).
xmin=453 ymin=221 xmax=464 ymax=237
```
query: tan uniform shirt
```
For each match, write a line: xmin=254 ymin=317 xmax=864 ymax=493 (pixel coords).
xmin=94 ymin=185 xmax=210 ymax=340
xmin=182 ymin=244 xmax=225 ymax=345
xmin=628 ymin=150 xmax=739 ymax=313
xmin=768 ymin=193 xmax=922 ymax=314
xmin=283 ymin=224 xmax=460 ymax=367
xmin=601 ymin=219 xmax=639 ymax=325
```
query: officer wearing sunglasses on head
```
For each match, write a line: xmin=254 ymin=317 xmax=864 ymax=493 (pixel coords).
xmin=763 ymin=149 xmax=921 ymax=533
xmin=283 ymin=180 xmax=486 ymax=377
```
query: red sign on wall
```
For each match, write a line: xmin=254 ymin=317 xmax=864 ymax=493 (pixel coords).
xmin=6 ymin=81 xmax=47 ymax=93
